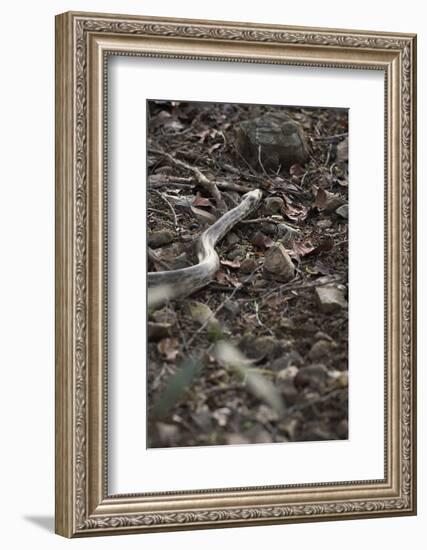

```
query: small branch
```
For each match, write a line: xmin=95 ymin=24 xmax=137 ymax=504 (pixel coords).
xmin=147 ymin=247 xmax=171 ymax=270
xmin=150 ymin=188 xmax=179 ymax=232
xmin=149 ymin=147 xmax=227 ymax=211
xmin=309 ymin=132 xmax=348 ymax=142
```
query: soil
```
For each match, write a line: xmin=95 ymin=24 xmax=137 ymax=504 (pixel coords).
xmin=146 ymin=99 xmax=349 ymax=448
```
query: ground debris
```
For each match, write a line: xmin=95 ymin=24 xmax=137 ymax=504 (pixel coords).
xmin=147 ymin=99 xmax=349 ymax=448
xmin=263 ymin=243 xmax=295 ymax=282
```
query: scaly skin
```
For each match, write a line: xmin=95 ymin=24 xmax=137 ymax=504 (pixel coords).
xmin=148 ymin=189 xmax=262 ymax=308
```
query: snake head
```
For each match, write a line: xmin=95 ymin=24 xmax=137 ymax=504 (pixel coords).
xmin=243 ymin=188 xmax=263 ymax=213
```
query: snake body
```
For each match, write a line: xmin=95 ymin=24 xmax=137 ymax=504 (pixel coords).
xmin=148 ymin=189 xmax=262 ymax=307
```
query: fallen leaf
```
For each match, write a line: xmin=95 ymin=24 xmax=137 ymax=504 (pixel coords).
xmin=190 ymin=205 xmax=217 ymax=225
xmin=289 ymin=163 xmax=305 ymax=177
xmin=283 ymin=200 xmax=309 ymax=221
xmin=157 ymin=337 xmax=180 ymax=361
xmin=250 ymin=231 xmax=274 ymax=249
xmin=220 ymin=258 xmax=241 ymax=269
xmin=208 ymin=142 xmax=222 ymax=154
xmin=192 ymin=193 xmax=214 ymax=208
xmin=313 ymin=187 xmax=344 ymax=211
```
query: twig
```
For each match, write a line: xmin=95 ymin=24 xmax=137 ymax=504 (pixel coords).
xmin=239 ymin=217 xmax=281 ymax=225
xmin=254 ymin=301 xmax=275 ymax=337
xmin=147 ymin=247 xmax=172 ymax=270
xmin=257 ymin=145 xmax=269 ymax=177
xmin=261 ymin=275 xmax=344 ymax=302
xmin=309 ymin=132 xmax=348 ymax=142
xmin=149 ymin=174 xmax=252 ymax=194
xmin=150 ymin=188 xmax=179 ymax=232
xmin=149 ymin=147 xmax=227 ymax=211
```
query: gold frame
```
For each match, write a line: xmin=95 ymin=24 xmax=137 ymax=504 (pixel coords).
xmin=55 ymin=11 xmax=417 ymax=538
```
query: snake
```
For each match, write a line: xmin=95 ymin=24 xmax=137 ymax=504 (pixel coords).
xmin=148 ymin=189 xmax=262 ymax=307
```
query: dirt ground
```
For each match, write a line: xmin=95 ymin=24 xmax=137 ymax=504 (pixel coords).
xmin=146 ymin=99 xmax=349 ymax=448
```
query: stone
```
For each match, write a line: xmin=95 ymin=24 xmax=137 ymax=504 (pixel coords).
xmin=263 ymin=196 xmax=284 ymax=215
xmin=315 ymin=285 xmax=348 ymax=313
xmin=147 ymin=322 xmax=172 ymax=342
xmin=240 ymin=257 xmax=258 ymax=274
xmin=155 ymin=422 xmax=180 ymax=447
xmin=336 ymin=419 xmax=349 ymax=439
xmin=240 ymin=335 xmax=277 ymax=359
xmin=226 ymin=231 xmax=240 ymax=246
xmin=336 ymin=204 xmax=349 ymax=219
xmin=225 ymin=433 xmax=250 ymax=446
xmin=245 ymin=425 xmax=273 ymax=444
xmin=223 ymin=301 xmax=240 ymax=317
xmin=270 ymin=351 xmax=304 ymax=371
xmin=263 ymin=243 xmax=295 ymax=283
xmin=235 ymin=114 xmax=309 ymax=172
xmin=294 ymin=364 xmax=329 ymax=391
xmin=259 ymin=222 xmax=277 ymax=236
xmin=148 ymin=229 xmax=174 ymax=249
xmin=277 ymin=365 xmax=299 ymax=382
xmin=307 ymin=340 xmax=333 ymax=361
xmin=335 ymin=137 xmax=348 ymax=162
xmin=277 ymin=222 xmax=300 ymax=240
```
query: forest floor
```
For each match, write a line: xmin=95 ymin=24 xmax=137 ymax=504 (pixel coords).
xmin=146 ymin=99 xmax=349 ymax=448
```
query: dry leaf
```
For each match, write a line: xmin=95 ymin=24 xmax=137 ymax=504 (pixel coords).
xmin=220 ymin=258 xmax=241 ymax=269
xmin=289 ymin=163 xmax=305 ymax=177
xmin=192 ymin=194 xmax=214 ymax=208
xmin=313 ymin=187 xmax=344 ymax=211
xmin=250 ymin=231 xmax=274 ymax=249
xmin=157 ymin=337 xmax=180 ymax=361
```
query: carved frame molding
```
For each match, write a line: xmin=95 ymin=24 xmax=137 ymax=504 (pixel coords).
xmin=55 ymin=11 xmax=416 ymax=537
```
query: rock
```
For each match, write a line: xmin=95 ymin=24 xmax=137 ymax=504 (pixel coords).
xmin=263 ymin=196 xmax=284 ymax=215
xmin=240 ymin=257 xmax=258 ymax=274
xmin=155 ymin=422 xmax=180 ymax=446
xmin=315 ymin=285 xmax=348 ymax=313
xmin=186 ymin=301 xmax=223 ymax=340
xmin=335 ymin=137 xmax=348 ymax=162
xmin=223 ymin=301 xmax=240 ymax=317
xmin=259 ymin=222 xmax=277 ymax=236
xmin=245 ymin=425 xmax=273 ymax=444
xmin=277 ymin=377 xmax=299 ymax=404
xmin=336 ymin=204 xmax=349 ymax=219
xmin=212 ymin=407 xmax=231 ymax=427
xmin=226 ymin=231 xmax=240 ymax=246
xmin=192 ymin=407 xmax=214 ymax=431
xmin=235 ymin=114 xmax=309 ymax=172
xmin=256 ymin=404 xmax=280 ymax=424
xmin=240 ymin=335 xmax=277 ymax=359
xmin=328 ymin=370 xmax=349 ymax=388
xmin=148 ymin=322 xmax=172 ymax=342
xmin=278 ymin=417 xmax=300 ymax=440
xmin=148 ymin=229 xmax=174 ymax=249
xmin=277 ymin=365 xmax=299 ymax=381
xmin=263 ymin=243 xmax=295 ymax=282
xmin=294 ymin=364 xmax=329 ymax=390
xmin=336 ymin=419 xmax=349 ymax=439
xmin=314 ymin=331 xmax=333 ymax=342
xmin=270 ymin=351 xmax=304 ymax=371
xmin=277 ymin=222 xmax=300 ymax=241
xmin=307 ymin=340 xmax=333 ymax=361
xmin=227 ymin=247 xmax=245 ymax=261
xmin=226 ymin=433 xmax=250 ymax=446
xmin=316 ymin=219 xmax=332 ymax=229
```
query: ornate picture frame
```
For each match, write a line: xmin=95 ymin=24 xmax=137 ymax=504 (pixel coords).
xmin=55 ymin=11 xmax=417 ymax=537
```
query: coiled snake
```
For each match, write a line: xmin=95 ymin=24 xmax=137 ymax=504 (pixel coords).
xmin=148 ymin=189 xmax=262 ymax=307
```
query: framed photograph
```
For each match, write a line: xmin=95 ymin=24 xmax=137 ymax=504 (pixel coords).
xmin=55 ymin=11 xmax=417 ymax=537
